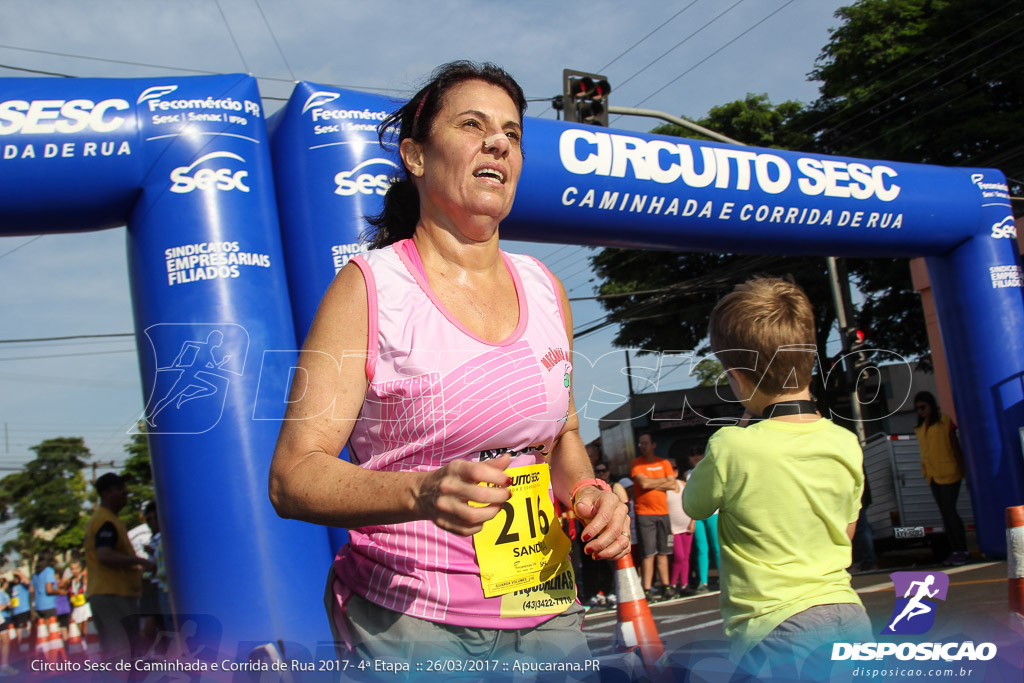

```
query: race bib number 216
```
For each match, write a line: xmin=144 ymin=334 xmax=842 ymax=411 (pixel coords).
xmin=473 ymin=464 xmax=571 ymax=598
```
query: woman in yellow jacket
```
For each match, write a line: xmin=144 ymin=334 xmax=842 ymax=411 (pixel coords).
xmin=913 ymin=391 xmax=968 ymax=566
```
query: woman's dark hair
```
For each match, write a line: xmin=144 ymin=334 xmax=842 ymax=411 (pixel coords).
xmin=914 ymin=390 xmax=941 ymax=427
xmin=365 ymin=60 xmax=527 ymax=249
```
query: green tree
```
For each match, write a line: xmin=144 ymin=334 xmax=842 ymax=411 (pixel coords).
xmin=807 ymin=0 xmax=1024 ymax=193
xmin=805 ymin=0 xmax=1024 ymax=365
xmin=693 ymin=359 xmax=728 ymax=388
xmin=589 ymin=96 xmax=837 ymax=368
xmin=0 ymin=437 xmax=91 ymax=568
xmin=118 ymin=422 xmax=155 ymax=528
xmin=651 ymin=93 xmax=812 ymax=151
xmin=591 ymin=0 xmax=1022 ymax=369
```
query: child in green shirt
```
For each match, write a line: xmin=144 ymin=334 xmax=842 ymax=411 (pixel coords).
xmin=683 ymin=277 xmax=871 ymax=677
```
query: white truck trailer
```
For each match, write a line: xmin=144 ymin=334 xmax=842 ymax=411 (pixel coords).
xmin=862 ymin=433 xmax=975 ymax=559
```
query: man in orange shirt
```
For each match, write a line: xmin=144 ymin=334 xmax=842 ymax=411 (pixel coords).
xmin=630 ymin=432 xmax=679 ymax=600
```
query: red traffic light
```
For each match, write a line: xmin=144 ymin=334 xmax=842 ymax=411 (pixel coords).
xmin=563 ymin=70 xmax=611 ymax=126
xmin=573 ymin=77 xmax=594 ymax=96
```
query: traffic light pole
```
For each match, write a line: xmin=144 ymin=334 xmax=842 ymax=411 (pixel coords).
xmin=591 ymin=92 xmax=864 ymax=441
xmin=827 ymin=256 xmax=867 ymax=443
xmin=605 ymin=106 xmax=743 ymax=145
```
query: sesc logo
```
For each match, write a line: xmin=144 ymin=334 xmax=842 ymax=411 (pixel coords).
xmin=991 ymin=216 xmax=1017 ymax=239
xmin=334 ymin=158 xmax=397 ymax=197
xmin=170 ymin=151 xmax=250 ymax=194
xmin=0 ymin=98 xmax=130 ymax=135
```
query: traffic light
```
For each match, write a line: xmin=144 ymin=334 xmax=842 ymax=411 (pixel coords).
xmin=844 ymin=327 xmax=871 ymax=384
xmin=563 ymin=69 xmax=611 ymax=126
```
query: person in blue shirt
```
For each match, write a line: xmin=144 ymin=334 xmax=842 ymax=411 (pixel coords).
xmin=0 ymin=579 xmax=15 ymax=675
xmin=31 ymin=556 xmax=60 ymax=618
xmin=9 ymin=574 xmax=29 ymax=627
xmin=0 ymin=579 xmax=9 ymax=624
xmin=9 ymin=572 xmax=31 ymax=649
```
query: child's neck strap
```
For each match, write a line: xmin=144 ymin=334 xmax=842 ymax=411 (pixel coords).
xmin=756 ymin=399 xmax=820 ymax=420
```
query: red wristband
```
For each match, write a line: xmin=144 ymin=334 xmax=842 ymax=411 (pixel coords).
xmin=570 ymin=478 xmax=612 ymax=510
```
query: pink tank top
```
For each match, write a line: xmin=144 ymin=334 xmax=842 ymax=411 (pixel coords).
xmin=332 ymin=240 xmax=574 ymax=629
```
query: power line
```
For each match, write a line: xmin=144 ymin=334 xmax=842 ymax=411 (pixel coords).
xmin=620 ymin=0 xmax=797 ymax=118
xmin=843 ymin=53 xmax=1024 ymax=159
xmin=0 ymin=235 xmax=43 ymax=261
xmin=598 ymin=2 xmax=701 ymax=73
xmin=0 ymin=43 xmax=222 ymax=75
xmin=0 ymin=62 xmax=73 ymax=77
xmin=556 ymin=252 xmax=606 ymax=283
xmin=0 ymin=43 xmax=410 ymax=94
xmin=214 ymin=0 xmax=251 ymax=73
xmin=542 ymin=245 xmax=589 ymax=270
xmin=559 ymin=249 xmax=650 ymax=292
xmin=613 ymin=0 xmax=747 ymax=95
xmin=572 ymin=253 xmax=787 ymax=340
xmin=795 ymin=4 xmax=1018 ymax=139
xmin=254 ymin=0 xmax=296 ymax=82
xmin=0 ymin=370 xmax=138 ymax=389
xmin=0 ymin=333 xmax=134 ymax=344
xmin=966 ymin=140 xmax=1024 ymax=172
xmin=0 ymin=349 xmax=135 ymax=362
xmin=0 ymin=339 xmax=137 ymax=352
xmin=817 ymin=25 xmax=1024 ymax=155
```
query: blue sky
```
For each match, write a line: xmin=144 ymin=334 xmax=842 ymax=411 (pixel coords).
xmin=0 ymin=0 xmax=850 ymax=475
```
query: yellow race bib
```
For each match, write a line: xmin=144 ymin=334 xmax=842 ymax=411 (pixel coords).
xmin=71 ymin=594 xmax=86 ymax=607
xmin=473 ymin=463 xmax=572 ymax=598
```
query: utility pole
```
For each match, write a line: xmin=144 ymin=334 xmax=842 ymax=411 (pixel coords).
xmin=827 ymin=257 xmax=867 ymax=443
xmin=625 ymin=350 xmax=635 ymax=398
xmin=90 ymin=460 xmax=117 ymax=484
xmin=564 ymin=73 xmax=865 ymax=440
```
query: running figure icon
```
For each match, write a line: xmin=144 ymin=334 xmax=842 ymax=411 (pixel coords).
xmin=147 ymin=330 xmax=231 ymax=427
xmin=888 ymin=574 xmax=938 ymax=631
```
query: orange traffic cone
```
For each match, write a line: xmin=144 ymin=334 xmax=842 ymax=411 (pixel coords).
xmin=33 ymin=618 xmax=49 ymax=659
xmin=66 ymin=620 xmax=87 ymax=661
xmin=1009 ymin=505 xmax=1024 ymax=634
xmin=17 ymin=624 xmax=31 ymax=657
xmin=613 ymin=551 xmax=669 ymax=678
xmin=5 ymin=623 xmax=22 ymax=665
xmin=44 ymin=616 xmax=67 ymax=664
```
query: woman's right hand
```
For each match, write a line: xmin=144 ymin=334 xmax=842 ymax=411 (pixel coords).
xmin=414 ymin=453 xmax=513 ymax=535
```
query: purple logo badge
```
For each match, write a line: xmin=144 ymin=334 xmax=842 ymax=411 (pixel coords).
xmin=883 ymin=571 xmax=950 ymax=635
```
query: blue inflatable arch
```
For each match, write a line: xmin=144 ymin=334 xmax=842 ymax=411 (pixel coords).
xmin=2 ymin=74 xmax=1021 ymax=657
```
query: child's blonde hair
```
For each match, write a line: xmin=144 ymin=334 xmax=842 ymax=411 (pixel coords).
xmin=709 ymin=277 xmax=817 ymax=397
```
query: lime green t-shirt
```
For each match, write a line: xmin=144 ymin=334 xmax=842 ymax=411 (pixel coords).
xmin=682 ymin=418 xmax=864 ymax=657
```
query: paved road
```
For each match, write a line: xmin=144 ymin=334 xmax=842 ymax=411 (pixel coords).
xmin=582 ymin=560 xmax=1018 ymax=666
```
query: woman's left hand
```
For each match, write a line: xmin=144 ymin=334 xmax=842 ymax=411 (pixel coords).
xmin=572 ymin=488 xmax=630 ymax=561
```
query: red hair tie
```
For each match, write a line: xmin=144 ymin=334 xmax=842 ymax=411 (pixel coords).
xmin=412 ymin=88 xmax=430 ymax=137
